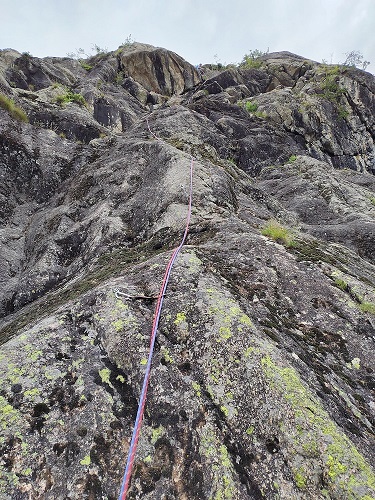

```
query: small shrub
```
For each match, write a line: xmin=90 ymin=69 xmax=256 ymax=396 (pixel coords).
xmin=92 ymin=44 xmax=108 ymax=56
xmin=261 ymin=220 xmax=295 ymax=247
xmin=121 ymin=34 xmax=135 ymax=47
xmin=245 ymin=101 xmax=258 ymax=113
xmin=318 ymin=65 xmax=346 ymax=103
xmin=238 ymin=100 xmax=260 ymax=113
xmin=240 ymin=49 xmax=268 ymax=69
xmin=369 ymin=197 xmax=375 ymax=206
xmin=67 ymin=47 xmax=90 ymax=59
xmin=288 ymin=155 xmax=297 ymax=163
xmin=115 ymin=71 xmax=124 ymax=84
xmin=0 ymin=93 xmax=28 ymax=122
xmin=359 ymin=302 xmax=375 ymax=315
xmin=55 ymin=90 xmax=86 ymax=107
xmin=342 ymin=50 xmax=370 ymax=71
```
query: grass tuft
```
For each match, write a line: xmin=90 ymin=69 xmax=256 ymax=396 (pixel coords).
xmin=0 ymin=94 xmax=28 ymax=122
xmin=261 ymin=220 xmax=295 ymax=247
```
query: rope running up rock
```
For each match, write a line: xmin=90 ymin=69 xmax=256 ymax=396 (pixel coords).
xmin=118 ymin=116 xmax=194 ymax=499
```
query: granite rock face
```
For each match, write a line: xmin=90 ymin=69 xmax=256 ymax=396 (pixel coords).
xmin=0 ymin=45 xmax=374 ymax=499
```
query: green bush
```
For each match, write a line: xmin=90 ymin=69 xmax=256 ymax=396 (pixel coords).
xmin=240 ymin=49 xmax=268 ymax=69
xmin=0 ymin=94 xmax=28 ymax=122
xmin=245 ymin=101 xmax=258 ymax=113
xmin=261 ymin=220 xmax=295 ymax=247
xmin=55 ymin=90 xmax=86 ymax=107
xmin=288 ymin=155 xmax=297 ymax=163
xmin=318 ymin=65 xmax=346 ymax=103
xmin=238 ymin=100 xmax=260 ymax=113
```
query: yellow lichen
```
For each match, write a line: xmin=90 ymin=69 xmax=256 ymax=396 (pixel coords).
xmin=174 ymin=312 xmax=187 ymax=325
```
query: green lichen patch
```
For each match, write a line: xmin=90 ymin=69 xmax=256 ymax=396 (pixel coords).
xmin=98 ymin=368 xmax=113 ymax=388
xmin=23 ymin=388 xmax=40 ymax=399
xmin=174 ymin=312 xmax=187 ymax=325
xmin=192 ymin=381 xmax=202 ymax=398
xmin=0 ymin=396 xmax=20 ymax=430
xmin=80 ymin=454 xmax=91 ymax=466
xmin=150 ymin=425 xmax=165 ymax=445
xmin=111 ymin=319 xmax=124 ymax=332
xmin=199 ymin=423 xmax=237 ymax=499
xmin=294 ymin=467 xmax=307 ymax=489
xmin=160 ymin=346 xmax=174 ymax=363
xmin=260 ymin=355 xmax=375 ymax=498
xmin=206 ymin=287 xmax=254 ymax=341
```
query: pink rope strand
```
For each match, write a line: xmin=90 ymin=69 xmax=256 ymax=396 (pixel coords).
xmin=118 ymin=120 xmax=194 ymax=499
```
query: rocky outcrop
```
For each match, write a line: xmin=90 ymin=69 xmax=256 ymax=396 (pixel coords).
xmin=118 ymin=43 xmax=201 ymax=97
xmin=0 ymin=45 xmax=374 ymax=499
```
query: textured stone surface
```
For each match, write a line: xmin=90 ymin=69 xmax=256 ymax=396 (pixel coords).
xmin=0 ymin=45 xmax=374 ymax=499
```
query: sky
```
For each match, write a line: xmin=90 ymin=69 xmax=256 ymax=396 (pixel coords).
xmin=1 ymin=0 xmax=374 ymax=73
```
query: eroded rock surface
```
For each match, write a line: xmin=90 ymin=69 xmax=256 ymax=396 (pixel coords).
xmin=0 ymin=45 xmax=374 ymax=499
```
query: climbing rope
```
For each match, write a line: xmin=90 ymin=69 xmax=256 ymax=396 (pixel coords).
xmin=118 ymin=117 xmax=194 ymax=500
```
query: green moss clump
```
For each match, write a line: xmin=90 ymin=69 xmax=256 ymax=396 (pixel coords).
xmin=0 ymin=94 xmax=28 ymax=122
xmin=261 ymin=220 xmax=295 ymax=247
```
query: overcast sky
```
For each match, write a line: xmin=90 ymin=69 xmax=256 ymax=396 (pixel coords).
xmin=1 ymin=0 xmax=374 ymax=73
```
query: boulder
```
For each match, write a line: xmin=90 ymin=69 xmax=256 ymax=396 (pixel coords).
xmin=117 ymin=43 xmax=201 ymax=96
